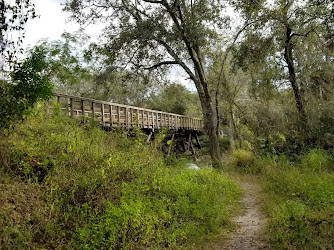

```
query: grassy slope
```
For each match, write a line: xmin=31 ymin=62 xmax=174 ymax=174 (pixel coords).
xmin=0 ymin=111 xmax=241 ymax=249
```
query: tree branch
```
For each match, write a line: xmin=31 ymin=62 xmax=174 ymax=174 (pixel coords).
xmin=141 ymin=0 xmax=163 ymax=4
xmin=144 ymin=60 xmax=178 ymax=70
xmin=155 ymin=38 xmax=197 ymax=83
xmin=291 ymin=29 xmax=314 ymax=38
xmin=214 ymin=21 xmax=256 ymax=132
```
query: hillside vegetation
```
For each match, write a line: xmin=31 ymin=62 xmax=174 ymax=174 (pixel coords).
xmin=0 ymin=109 xmax=241 ymax=249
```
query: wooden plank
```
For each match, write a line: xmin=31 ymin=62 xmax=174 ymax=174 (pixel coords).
xmin=91 ymin=102 xmax=95 ymax=118
xmin=70 ymin=98 xmax=74 ymax=118
xmin=167 ymin=133 xmax=175 ymax=156
xmin=147 ymin=131 xmax=152 ymax=142
xmin=195 ymin=133 xmax=201 ymax=148
xmin=142 ymin=110 xmax=145 ymax=128
xmin=117 ymin=106 xmax=121 ymax=124
xmin=190 ymin=139 xmax=196 ymax=156
xmin=147 ymin=110 xmax=149 ymax=128
xmin=101 ymin=103 xmax=105 ymax=125
xmin=187 ymin=133 xmax=192 ymax=151
xmin=81 ymin=100 xmax=85 ymax=117
xmin=109 ymin=105 xmax=113 ymax=125
xmin=126 ymin=107 xmax=129 ymax=129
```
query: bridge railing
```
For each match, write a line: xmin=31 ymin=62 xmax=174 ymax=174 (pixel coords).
xmin=47 ymin=93 xmax=204 ymax=131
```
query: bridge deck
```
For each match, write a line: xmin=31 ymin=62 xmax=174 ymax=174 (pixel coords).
xmin=47 ymin=93 xmax=204 ymax=131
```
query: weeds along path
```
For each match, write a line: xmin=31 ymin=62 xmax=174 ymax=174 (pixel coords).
xmin=221 ymin=176 xmax=268 ymax=250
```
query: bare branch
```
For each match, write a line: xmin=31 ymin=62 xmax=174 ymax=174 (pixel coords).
xmin=291 ymin=29 xmax=314 ymax=38
xmin=155 ymin=38 xmax=197 ymax=83
xmin=141 ymin=0 xmax=163 ymax=4
xmin=144 ymin=60 xmax=178 ymax=70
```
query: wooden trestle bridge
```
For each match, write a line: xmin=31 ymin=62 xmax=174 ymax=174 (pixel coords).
xmin=47 ymin=93 xmax=204 ymax=155
xmin=48 ymin=93 xmax=203 ymax=131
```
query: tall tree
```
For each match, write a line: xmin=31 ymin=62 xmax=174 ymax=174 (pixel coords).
xmin=232 ymin=0 xmax=334 ymax=136
xmin=64 ymin=0 xmax=228 ymax=166
xmin=0 ymin=0 xmax=37 ymax=71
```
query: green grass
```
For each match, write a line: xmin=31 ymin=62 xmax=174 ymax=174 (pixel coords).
xmin=258 ymin=152 xmax=334 ymax=249
xmin=225 ymin=148 xmax=334 ymax=249
xmin=0 ymin=109 xmax=241 ymax=249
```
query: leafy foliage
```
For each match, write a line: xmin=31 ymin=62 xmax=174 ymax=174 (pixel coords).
xmin=145 ymin=83 xmax=201 ymax=116
xmin=231 ymin=149 xmax=255 ymax=170
xmin=0 ymin=111 xmax=241 ymax=249
xmin=0 ymin=46 xmax=53 ymax=128
xmin=0 ymin=0 xmax=37 ymax=68
xmin=35 ymin=32 xmax=93 ymax=93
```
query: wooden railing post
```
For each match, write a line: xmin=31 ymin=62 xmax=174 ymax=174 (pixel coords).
xmin=130 ymin=108 xmax=134 ymax=126
xmin=117 ymin=106 xmax=121 ymax=125
xmin=126 ymin=107 xmax=129 ymax=129
xmin=109 ymin=105 xmax=113 ymax=125
xmin=147 ymin=111 xmax=150 ymax=128
xmin=101 ymin=103 xmax=105 ymax=126
xmin=70 ymin=98 xmax=74 ymax=118
xmin=142 ymin=110 xmax=144 ymax=128
xmin=56 ymin=95 xmax=61 ymax=115
xmin=91 ymin=102 xmax=95 ymax=119
xmin=81 ymin=100 xmax=85 ymax=117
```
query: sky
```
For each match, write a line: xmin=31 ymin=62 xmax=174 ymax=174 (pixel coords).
xmin=21 ymin=0 xmax=201 ymax=91
xmin=23 ymin=0 xmax=74 ymax=49
xmin=23 ymin=0 xmax=101 ymax=49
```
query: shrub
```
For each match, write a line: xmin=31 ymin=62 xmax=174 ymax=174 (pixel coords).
xmin=0 ymin=46 xmax=53 ymax=129
xmin=232 ymin=149 xmax=255 ymax=169
xmin=0 ymin=113 xmax=241 ymax=249
xmin=301 ymin=149 xmax=332 ymax=171
xmin=74 ymin=168 xmax=241 ymax=249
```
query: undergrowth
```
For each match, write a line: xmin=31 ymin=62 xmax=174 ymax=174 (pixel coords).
xmin=0 ymin=109 xmax=241 ymax=249
xmin=226 ymin=148 xmax=334 ymax=249
xmin=258 ymin=151 xmax=334 ymax=249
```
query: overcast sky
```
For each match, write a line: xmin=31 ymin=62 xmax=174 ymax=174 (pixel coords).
xmin=23 ymin=0 xmax=102 ymax=49
xmin=21 ymin=0 xmax=201 ymax=91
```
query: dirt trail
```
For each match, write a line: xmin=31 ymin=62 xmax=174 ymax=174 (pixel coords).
xmin=193 ymin=175 xmax=268 ymax=250
xmin=221 ymin=177 xmax=268 ymax=250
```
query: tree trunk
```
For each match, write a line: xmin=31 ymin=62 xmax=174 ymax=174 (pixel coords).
xmin=197 ymin=86 xmax=222 ymax=168
xmin=228 ymin=114 xmax=235 ymax=150
xmin=284 ymin=26 xmax=308 ymax=134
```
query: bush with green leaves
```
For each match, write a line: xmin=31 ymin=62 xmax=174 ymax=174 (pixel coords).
xmin=0 ymin=112 xmax=241 ymax=249
xmin=0 ymin=46 xmax=53 ymax=129
xmin=230 ymin=149 xmax=255 ymax=170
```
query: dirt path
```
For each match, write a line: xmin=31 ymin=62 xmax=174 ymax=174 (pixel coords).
xmin=221 ymin=176 xmax=268 ymax=250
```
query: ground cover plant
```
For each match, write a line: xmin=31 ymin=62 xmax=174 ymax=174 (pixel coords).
xmin=0 ymin=109 xmax=241 ymax=249
xmin=257 ymin=151 xmax=334 ymax=249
